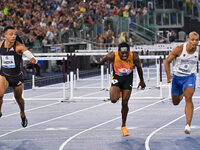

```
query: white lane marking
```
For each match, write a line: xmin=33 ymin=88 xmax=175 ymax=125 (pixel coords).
xmin=0 ymin=80 xmax=165 ymax=144
xmin=3 ymin=102 xmax=15 ymax=105
xmin=75 ymin=90 xmax=107 ymax=98
xmin=1 ymin=102 xmax=60 ymax=119
xmin=4 ymin=86 xmax=63 ymax=100
xmin=2 ymin=80 xmax=106 ymax=118
xmin=0 ymin=102 xmax=110 ymax=138
xmin=46 ymin=127 xmax=68 ymax=131
xmin=191 ymin=125 xmax=200 ymax=129
xmin=58 ymin=97 xmax=170 ymax=150
xmin=145 ymin=105 xmax=200 ymax=150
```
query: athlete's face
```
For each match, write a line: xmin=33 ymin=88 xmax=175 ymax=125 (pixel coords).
xmin=119 ymin=50 xmax=129 ymax=61
xmin=188 ymin=34 xmax=199 ymax=49
xmin=4 ymin=29 xmax=17 ymax=43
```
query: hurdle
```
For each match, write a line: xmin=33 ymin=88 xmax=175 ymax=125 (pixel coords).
xmin=6 ymin=50 xmax=199 ymax=102
xmin=73 ymin=53 xmax=164 ymax=89
xmin=29 ymin=57 xmax=68 ymax=89
xmin=4 ymin=56 xmax=70 ymax=101
xmin=68 ymin=55 xmax=168 ymax=100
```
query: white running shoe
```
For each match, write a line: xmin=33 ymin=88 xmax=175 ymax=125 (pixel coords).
xmin=184 ymin=124 xmax=191 ymax=134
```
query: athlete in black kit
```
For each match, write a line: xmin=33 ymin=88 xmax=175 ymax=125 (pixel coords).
xmin=0 ymin=26 xmax=37 ymax=127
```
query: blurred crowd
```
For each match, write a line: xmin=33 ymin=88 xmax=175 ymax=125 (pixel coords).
xmin=0 ymin=0 xmax=148 ymax=48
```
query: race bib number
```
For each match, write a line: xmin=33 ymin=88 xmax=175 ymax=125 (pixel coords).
xmin=1 ymin=55 xmax=16 ymax=68
xmin=112 ymin=79 xmax=118 ymax=85
xmin=178 ymin=64 xmax=191 ymax=74
xmin=118 ymin=68 xmax=131 ymax=76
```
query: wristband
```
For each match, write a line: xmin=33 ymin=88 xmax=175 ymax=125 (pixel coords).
xmin=23 ymin=50 xmax=37 ymax=64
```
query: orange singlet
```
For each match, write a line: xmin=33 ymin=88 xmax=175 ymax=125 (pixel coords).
xmin=113 ymin=51 xmax=134 ymax=76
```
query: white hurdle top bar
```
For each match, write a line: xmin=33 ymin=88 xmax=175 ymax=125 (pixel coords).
xmin=32 ymin=53 xmax=164 ymax=59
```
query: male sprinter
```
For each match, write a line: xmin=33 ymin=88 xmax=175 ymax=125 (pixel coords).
xmin=165 ymin=31 xmax=200 ymax=134
xmin=0 ymin=26 xmax=37 ymax=127
xmin=94 ymin=42 xmax=146 ymax=136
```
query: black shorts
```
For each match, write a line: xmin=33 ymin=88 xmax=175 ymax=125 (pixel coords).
xmin=111 ymin=73 xmax=133 ymax=90
xmin=0 ymin=72 xmax=24 ymax=87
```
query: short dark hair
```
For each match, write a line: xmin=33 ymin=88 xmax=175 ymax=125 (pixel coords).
xmin=118 ymin=42 xmax=130 ymax=52
xmin=3 ymin=26 xmax=15 ymax=33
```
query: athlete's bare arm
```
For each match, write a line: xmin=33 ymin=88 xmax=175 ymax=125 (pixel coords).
xmin=133 ymin=53 xmax=146 ymax=89
xmin=98 ymin=52 xmax=115 ymax=65
xmin=0 ymin=41 xmax=3 ymax=48
xmin=198 ymin=48 xmax=200 ymax=60
xmin=164 ymin=44 xmax=183 ymax=83
xmin=15 ymin=42 xmax=37 ymax=64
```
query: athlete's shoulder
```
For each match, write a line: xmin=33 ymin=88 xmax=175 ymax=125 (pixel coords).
xmin=107 ymin=51 xmax=115 ymax=60
xmin=16 ymin=42 xmax=27 ymax=54
xmin=16 ymin=41 xmax=26 ymax=49
xmin=107 ymin=51 xmax=115 ymax=56
xmin=177 ymin=44 xmax=184 ymax=50
xmin=171 ymin=44 xmax=183 ymax=57
xmin=16 ymin=41 xmax=24 ymax=46
xmin=113 ymin=50 xmax=118 ymax=54
xmin=132 ymin=52 xmax=139 ymax=57
xmin=129 ymin=51 xmax=134 ymax=55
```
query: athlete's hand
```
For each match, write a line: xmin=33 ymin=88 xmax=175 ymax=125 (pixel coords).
xmin=167 ymin=75 xmax=173 ymax=83
xmin=137 ymin=81 xmax=146 ymax=89
xmin=30 ymin=58 xmax=37 ymax=64
xmin=90 ymin=61 xmax=100 ymax=68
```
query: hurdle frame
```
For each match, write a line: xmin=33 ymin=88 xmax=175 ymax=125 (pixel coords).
xmin=68 ymin=55 xmax=168 ymax=101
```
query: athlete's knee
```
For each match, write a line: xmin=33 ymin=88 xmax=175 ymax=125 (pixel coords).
xmin=122 ymin=100 xmax=128 ymax=107
xmin=110 ymin=94 xmax=120 ymax=103
xmin=185 ymin=97 xmax=193 ymax=104
xmin=172 ymin=100 xmax=180 ymax=105
xmin=14 ymin=94 xmax=23 ymax=101
xmin=185 ymin=95 xmax=192 ymax=101
xmin=110 ymin=98 xmax=118 ymax=103
xmin=172 ymin=96 xmax=181 ymax=105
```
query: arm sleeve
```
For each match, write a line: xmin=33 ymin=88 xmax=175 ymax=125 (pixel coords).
xmin=23 ymin=50 xmax=34 ymax=59
xmin=23 ymin=50 xmax=38 ymax=64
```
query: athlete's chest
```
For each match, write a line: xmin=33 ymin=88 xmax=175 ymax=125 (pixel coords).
xmin=0 ymin=46 xmax=16 ymax=55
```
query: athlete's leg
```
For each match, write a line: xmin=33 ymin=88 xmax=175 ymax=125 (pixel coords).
xmin=13 ymin=84 xmax=28 ymax=127
xmin=121 ymin=89 xmax=131 ymax=127
xmin=0 ymin=76 xmax=9 ymax=117
xmin=172 ymin=95 xmax=184 ymax=105
xmin=171 ymin=76 xmax=183 ymax=105
xmin=110 ymin=86 xmax=121 ymax=103
xmin=13 ymin=84 xmax=25 ymax=117
xmin=120 ymin=89 xmax=131 ymax=136
xmin=184 ymin=87 xmax=194 ymax=126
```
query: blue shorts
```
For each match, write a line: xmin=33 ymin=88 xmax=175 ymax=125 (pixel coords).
xmin=171 ymin=74 xmax=196 ymax=97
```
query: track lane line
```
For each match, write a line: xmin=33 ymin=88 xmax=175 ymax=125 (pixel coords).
xmin=0 ymin=102 xmax=110 ymax=138
xmin=58 ymin=97 xmax=170 ymax=150
xmin=145 ymin=105 xmax=200 ymax=150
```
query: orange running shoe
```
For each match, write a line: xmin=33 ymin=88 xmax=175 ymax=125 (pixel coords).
xmin=121 ymin=126 xmax=130 ymax=136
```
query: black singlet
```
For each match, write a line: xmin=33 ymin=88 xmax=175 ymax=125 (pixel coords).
xmin=0 ymin=40 xmax=22 ymax=76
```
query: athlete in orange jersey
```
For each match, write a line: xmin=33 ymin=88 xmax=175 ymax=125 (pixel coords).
xmin=94 ymin=42 xmax=146 ymax=136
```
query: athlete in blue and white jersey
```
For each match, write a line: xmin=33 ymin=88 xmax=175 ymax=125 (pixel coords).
xmin=165 ymin=31 xmax=200 ymax=134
